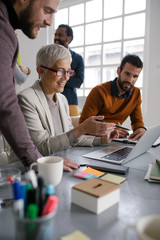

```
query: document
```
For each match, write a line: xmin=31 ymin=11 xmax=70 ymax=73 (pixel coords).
xmin=61 ymin=231 xmax=90 ymax=240
xmin=100 ymin=174 xmax=126 ymax=184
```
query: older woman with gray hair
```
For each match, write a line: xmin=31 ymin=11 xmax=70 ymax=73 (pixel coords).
xmin=10 ymin=44 xmax=118 ymax=171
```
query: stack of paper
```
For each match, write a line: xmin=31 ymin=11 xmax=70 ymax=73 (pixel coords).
xmin=144 ymin=159 xmax=160 ymax=183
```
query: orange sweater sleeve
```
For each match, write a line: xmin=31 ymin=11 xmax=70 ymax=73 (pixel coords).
xmin=130 ymin=90 xmax=144 ymax=130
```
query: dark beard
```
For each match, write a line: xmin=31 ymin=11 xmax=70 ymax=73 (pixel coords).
xmin=54 ymin=39 xmax=65 ymax=47
xmin=19 ymin=2 xmax=35 ymax=39
xmin=118 ymin=76 xmax=133 ymax=92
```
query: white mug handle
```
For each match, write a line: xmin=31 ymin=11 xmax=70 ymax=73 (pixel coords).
xmin=125 ymin=224 xmax=136 ymax=240
xmin=30 ymin=162 xmax=38 ymax=170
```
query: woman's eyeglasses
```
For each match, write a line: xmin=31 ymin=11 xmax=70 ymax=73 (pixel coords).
xmin=40 ymin=66 xmax=74 ymax=77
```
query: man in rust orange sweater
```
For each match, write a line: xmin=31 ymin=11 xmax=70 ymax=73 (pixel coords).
xmin=79 ymin=54 xmax=146 ymax=141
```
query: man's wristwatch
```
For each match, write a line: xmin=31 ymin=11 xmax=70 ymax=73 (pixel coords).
xmin=139 ymin=126 xmax=147 ymax=131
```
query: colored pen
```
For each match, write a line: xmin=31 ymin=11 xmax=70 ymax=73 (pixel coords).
xmin=45 ymin=184 xmax=55 ymax=201
xmin=8 ymin=176 xmax=14 ymax=184
xmin=37 ymin=177 xmax=45 ymax=217
xmin=12 ymin=181 xmax=24 ymax=218
xmin=27 ymin=203 xmax=38 ymax=219
xmin=20 ymin=182 xmax=27 ymax=215
xmin=25 ymin=170 xmax=38 ymax=189
xmin=42 ymin=195 xmax=59 ymax=216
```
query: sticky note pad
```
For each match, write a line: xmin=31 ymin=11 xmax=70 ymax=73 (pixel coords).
xmin=74 ymin=172 xmax=97 ymax=180
xmin=60 ymin=230 xmax=90 ymax=240
xmin=74 ymin=167 xmax=104 ymax=180
xmin=83 ymin=167 xmax=104 ymax=177
xmin=83 ymin=173 xmax=97 ymax=180
xmin=74 ymin=172 xmax=88 ymax=179
xmin=150 ymin=161 xmax=160 ymax=180
xmin=101 ymin=174 xmax=126 ymax=184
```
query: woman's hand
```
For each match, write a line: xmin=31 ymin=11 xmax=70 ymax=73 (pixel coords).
xmin=63 ymin=158 xmax=80 ymax=172
xmin=74 ymin=116 xmax=116 ymax=138
xmin=100 ymin=129 xmax=119 ymax=144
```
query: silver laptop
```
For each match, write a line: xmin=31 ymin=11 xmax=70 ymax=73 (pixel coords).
xmin=83 ymin=125 xmax=160 ymax=165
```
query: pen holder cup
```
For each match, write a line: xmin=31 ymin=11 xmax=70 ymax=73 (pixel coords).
xmin=14 ymin=209 xmax=57 ymax=240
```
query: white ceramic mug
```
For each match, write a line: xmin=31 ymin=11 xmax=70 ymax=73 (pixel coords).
xmin=125 ymin=215 xmax=160 ymax=240
xmin=30 ymin=156 xmax=63 ymax=186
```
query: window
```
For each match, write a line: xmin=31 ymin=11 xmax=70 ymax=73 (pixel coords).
xmin=54 ymin=0 xmax=146 ymax=97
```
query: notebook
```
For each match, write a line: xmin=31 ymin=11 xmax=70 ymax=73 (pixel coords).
xmin=83 ymin=125 xmax=160 ymax=165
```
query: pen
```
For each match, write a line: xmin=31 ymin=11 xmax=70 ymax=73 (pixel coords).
xmin=115 ymin=125 xmax=130 ymax=131
xmin=45 ymin=184 xmax=55 ymax=202
xmin=20 ymin=182 xmax=27 ymax=215
xmin=25 ymin=170 xmax=38 ymax=189
xmin=27 ymin=203 xmax=38 ymax=219
xmin=42 ymin=195 xmax=59 ymax=216
xmin=37 ymin=177 xmax=45 ymax=217
xmin=96 ymin=119 xmax=130 ymax=131
xmin=13 ymin=181 xmax=24 ymax=218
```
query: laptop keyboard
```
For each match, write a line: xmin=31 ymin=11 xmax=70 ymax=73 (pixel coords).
xmin=101 ymin=147 xmax=133 ymax=162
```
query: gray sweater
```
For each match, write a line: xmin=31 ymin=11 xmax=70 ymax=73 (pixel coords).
xmin=0 ymin=0 xmax=41 ymax=169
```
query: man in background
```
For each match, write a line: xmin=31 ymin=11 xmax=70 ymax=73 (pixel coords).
xmin=54 ymin=24 xmax=84 ymax=116
xmin=79 ymin=54 xmax=147 ymax=141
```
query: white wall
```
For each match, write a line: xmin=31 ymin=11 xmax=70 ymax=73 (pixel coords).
xmin=17 ymin=0 xmax=160 ymax=127
xmin=143 ymin=0 xmax=160 ymax=127
xmin=17 ymin=28 xmax=49 ymax=89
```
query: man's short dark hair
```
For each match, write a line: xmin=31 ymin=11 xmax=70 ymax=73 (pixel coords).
xmin=120 ymin=54 xmax=143 ymax=72
xmin=58 ymin=24 xmax=73 ymax=42
xmin=11 ymin=0 xmax=16 ymax=4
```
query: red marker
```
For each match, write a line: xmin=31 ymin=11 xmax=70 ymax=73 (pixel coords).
xmin=42 ymin=195 xmax=59 ymax=216
xmin=8 ymin=176 xmax=14 ymax=184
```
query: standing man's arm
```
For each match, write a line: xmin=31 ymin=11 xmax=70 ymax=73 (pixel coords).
xmin=65 ymin=54 xmax=84 ymax=88
xmin=0 ymin=22 xmax=41 ymax=169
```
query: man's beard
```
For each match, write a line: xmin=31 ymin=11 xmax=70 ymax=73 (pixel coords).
xmin=54 ymin=39 xmax=65 ymax=47
xmin=118 ymin=75 xmax=133 ymax=92
xmin=19 ymin=2 xmax=37 ymax=39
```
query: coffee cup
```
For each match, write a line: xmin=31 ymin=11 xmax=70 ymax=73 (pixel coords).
xmin=125 ymin=215 xmax=160 ymax=240
xmin=30 ymin=156 xmax=63 ymax=186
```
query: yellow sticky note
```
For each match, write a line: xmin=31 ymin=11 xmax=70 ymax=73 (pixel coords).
xmin=83 ymin=167 xmax=104 ymax=177
xmin=60 ymin=230 xmax=90 ymax=240
xmin=101 ymin=173 xmax=126 ymax=184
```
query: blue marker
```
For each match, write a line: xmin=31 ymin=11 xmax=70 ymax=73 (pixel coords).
xmin=45 ymin=184 xmax=55 ymax=201
xmin=13 ymin=181 xmax=24 ymax=218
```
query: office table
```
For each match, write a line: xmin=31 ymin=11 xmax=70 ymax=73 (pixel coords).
xmin=0 ymin=141 xmax=160 ymax=240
